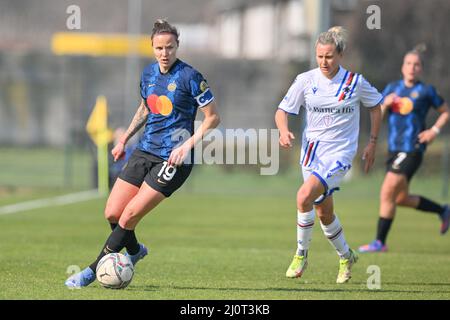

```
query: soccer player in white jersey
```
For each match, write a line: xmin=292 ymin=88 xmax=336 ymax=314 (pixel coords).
xmin=275 ymin=26 xmax=383 ymax=284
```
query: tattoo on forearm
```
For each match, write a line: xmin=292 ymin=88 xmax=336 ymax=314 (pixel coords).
xmin=125 ymin=105 xmax=148 ymax=140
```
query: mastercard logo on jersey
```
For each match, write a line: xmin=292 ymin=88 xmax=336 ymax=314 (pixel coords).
xmin=146 ymin=94 xmax=173 ymax=116
xmin=391 ymin=97 xmax=413 ymax=115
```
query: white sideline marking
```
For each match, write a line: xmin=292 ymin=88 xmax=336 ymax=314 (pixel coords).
xmin=0 ymin=190 xmax=102 ymax=215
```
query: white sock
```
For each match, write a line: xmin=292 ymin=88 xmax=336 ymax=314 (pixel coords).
xmin=296 ymin=209 xmax=315 ymax=256
xmin=320 ymin=215 xmax=350 ymax=259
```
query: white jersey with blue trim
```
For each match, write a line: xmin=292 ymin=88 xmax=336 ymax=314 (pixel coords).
xmin=278 ymin=66 xmax=382 ymax=161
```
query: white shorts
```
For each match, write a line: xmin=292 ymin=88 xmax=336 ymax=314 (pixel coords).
xmin=300 ymin=139 xmax=353 ymax=204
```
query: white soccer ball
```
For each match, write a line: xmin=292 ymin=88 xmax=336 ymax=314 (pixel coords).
xmin=96 ymin=253 xmax=134 ymax=289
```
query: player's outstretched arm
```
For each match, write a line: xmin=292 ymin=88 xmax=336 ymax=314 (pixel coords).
xmin=275 ymin=109 xmax=295 ymax=148
xmin=362 ymin=104 xmax=382 ymax=173
xmin=112 ymin=99 xmax=149 ymax=161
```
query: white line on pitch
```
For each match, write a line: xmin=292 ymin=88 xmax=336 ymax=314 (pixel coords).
xmin=0 ymin=189 xmax=103 ymax=215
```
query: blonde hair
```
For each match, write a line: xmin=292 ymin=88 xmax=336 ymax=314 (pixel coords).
xmin=151 ymin=19 xmax=180 ymax=45
xmin=316 ymin=26 xmax=348 ymax=54
xmin=406 ymin=43 xmax=427 ymax=65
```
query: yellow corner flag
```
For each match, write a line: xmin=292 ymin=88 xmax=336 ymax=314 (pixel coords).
xmin=86 ymin=95 xmax=113 ymax=195
xmin=86 ymin=95 xmax=113 ymax=146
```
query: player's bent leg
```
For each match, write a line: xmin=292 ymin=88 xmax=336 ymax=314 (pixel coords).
xmin=379 ymin=172 xmax=407 ymax=219
xmin=64 ymin=179 xmax=141 ymax=288
xmin=104 ymin=178 xmax=142 ymax=255
xmin=287 ymin=176 xmax=325 ymax=279
xmin=119 ymin=182 xmax=166 ymax=265
xmin=395 ymin=183 xmax=448 ymax=235
xmin=359 ymin=173 xmax=405 ymax=253
xmin=119 ymin=181 xmax=166 ymax=229
xmin=315 ymin=195 xmax=334 ymax=225
xmin=395 ymin=193 xmax=419 ymax=208
xmin=315 ymin=197 xmax=358 ymax=283
xmin=65 ymin=267 xmax=96 ymax=288
xmin=296 ymin=175 xmax=326 ymax=212
xmin=104 ymin=178 xmax=140 ymax=223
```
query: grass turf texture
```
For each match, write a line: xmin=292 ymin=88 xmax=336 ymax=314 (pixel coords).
xmin=0 ymin=166 xmax=449 ymax=300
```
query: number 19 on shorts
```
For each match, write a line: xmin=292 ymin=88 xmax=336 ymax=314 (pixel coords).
xmin=157 ymin=161 xmax=177 ymax=181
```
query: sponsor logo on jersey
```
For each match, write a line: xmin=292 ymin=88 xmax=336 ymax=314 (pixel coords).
xmin=146 ymin=94 xmax=173 ymax=116
xmin=392 ymin=97 xmax=413 ymax=115
xmin=307 ymin=105 xmax=355 ymax=114
xmin=167 ymin=82 xmax=177 ymax=92
xmin=410 ymin=91 xmax=419 ymax=99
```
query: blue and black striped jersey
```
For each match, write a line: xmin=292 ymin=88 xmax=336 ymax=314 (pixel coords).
xmin=382 ymin=80 xmax=444 ymax=152
xmin=138 ymin=59 xmax=214 ymax=160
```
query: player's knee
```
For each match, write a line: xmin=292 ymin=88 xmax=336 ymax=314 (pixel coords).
xmin=122 ymin=206 xmax=142 ymax=221
xmin=119 ymin=208 xmax=140 ymax=229
xmin=395 ymin=194 xmax=408 ymax=206
xmin=380 ymin=185 xmax=396 ymax=203
xmin=104 ymin=203 xmax=121 ymax=223
xmin=296 ymin=190 xmax=314 ymax=211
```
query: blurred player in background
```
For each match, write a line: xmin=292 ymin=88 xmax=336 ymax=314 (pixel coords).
xmin=66 ymin=19 xmax=220 ymax=288
xmin=276 ymin=26 xmax=382 ymax=284
xmin=359 ymin=45 xmax=450 ymax=253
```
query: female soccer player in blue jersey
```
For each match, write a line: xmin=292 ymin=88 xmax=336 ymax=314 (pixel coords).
xmin=66 ymin=19 xmax=220 ymax=288
xmin=359 ymin=46 xmax=450 ymax=253
xmin=276 ymin=27 xmax=382 ymax=283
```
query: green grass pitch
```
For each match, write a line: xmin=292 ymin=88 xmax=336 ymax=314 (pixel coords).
xmin=0 ymin=167 xmax=449 ymax=300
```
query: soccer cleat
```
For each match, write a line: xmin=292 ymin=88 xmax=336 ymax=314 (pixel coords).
xmin=440 ymin=205 xmax=450 ymax=235
xmin=124 ymin=244 xmax=148 ymax=266
xmin=336 ymin=249 xmax=358 ymax=284
xmin=285 ymin=254 xmax=308 ymax=278
xmin=358 ymin=240 xmax=388 ymax=253
xmin=65 ymin=267 xmax=95 ymax=288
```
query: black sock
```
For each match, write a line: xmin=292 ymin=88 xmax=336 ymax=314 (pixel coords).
xmin=376 ymin=217 xmax=393 ymax=245
xmin=89 ymin=225 xmax=135 ymax=272
xmin=417 ymin=196 xmax=444 ymax=215
xmin=109 ymin=222 xmax=139 ymax=255
xmin=126 ymin=231 xmax=140 ymax=255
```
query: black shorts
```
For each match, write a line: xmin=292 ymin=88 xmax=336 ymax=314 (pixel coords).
xmin=118 ymin=149 xmax=193 ymax=197
xmin=386 ymin=151 xmax=423 ymax=181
